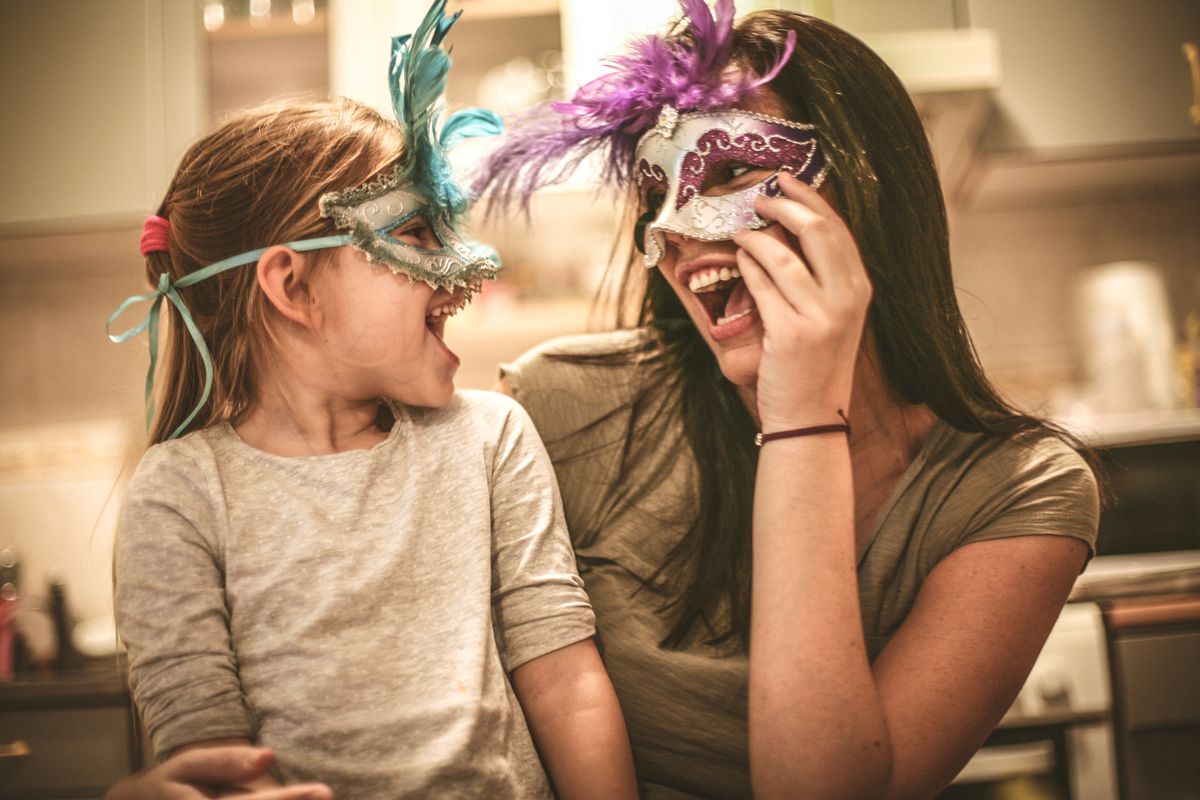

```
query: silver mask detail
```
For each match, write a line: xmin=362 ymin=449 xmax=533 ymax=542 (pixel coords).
xmin=319 ymin=166 xmax=499 ymax=293
xmin=634 ymin=109 xmax=828 ymax=268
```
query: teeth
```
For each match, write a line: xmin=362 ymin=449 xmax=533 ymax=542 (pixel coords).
xmin=716 ymin=308 xmax=753 ymax=326
xmin=688 ymin=266 xmax=742 ymax=293
xmin=426 ymin=300 xmax=466 ymax=320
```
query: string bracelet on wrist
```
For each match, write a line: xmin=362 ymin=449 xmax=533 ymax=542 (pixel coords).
xmin=755 ymin=409 xmax=850 ymax=447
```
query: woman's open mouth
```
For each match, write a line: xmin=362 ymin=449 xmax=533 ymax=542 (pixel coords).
xmin=687 ymin=265 xmax=758 ymax=338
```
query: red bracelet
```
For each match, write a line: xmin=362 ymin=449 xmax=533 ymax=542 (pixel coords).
xmin=754 ymin=410 xmax=851 ymax=447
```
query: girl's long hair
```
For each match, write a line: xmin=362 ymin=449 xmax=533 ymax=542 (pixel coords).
xmin=145 ymin=98 xmax=404 ymax=444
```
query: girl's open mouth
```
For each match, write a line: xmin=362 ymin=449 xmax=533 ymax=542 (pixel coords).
xmin=424 ymin=294 xmax=468 ymax=341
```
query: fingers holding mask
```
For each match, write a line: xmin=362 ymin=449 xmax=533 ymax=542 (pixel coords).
xmin=754 ymin=172 xmax=869 ymax=295
xmin=732 ymin=243 xmax=796 ymax=325
xmin=732 ymin=224 xmax=818 ymax=316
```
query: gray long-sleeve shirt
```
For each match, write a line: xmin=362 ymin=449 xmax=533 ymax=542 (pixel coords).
xmin=114 ymin=390 xmax=596 ymax=798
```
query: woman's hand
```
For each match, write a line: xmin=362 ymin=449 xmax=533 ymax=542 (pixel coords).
xmin=732 ymin=171 xmax=872 ymax=430
xmin=103 ymin=746 xmax=333 ymax=800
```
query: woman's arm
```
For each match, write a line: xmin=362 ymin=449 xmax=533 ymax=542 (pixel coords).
xmin=512 ymin=639 xmax=638 ymax=800
xmin=104 ymin=746 xmax=332 ymax=800
xmin=750 ymin=432 xmax=890 ymax=798
xmin=169 ymin=739 xmax=282 ymax=792
xmin=737 ymin=173 xmax=1088 ymax=798
xmin=869 ymin=535 xmax=1087 ymax=797
xmin=752 ymin=430 xmax=1086 ymax=797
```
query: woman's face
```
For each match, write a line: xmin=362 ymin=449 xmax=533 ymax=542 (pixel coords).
xmin=639 ymin=91 xmax=815 ymax=388
xmin=309 ymin=215 xmax=468 ymax=408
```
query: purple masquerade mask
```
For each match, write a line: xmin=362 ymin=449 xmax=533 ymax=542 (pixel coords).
xmin=472 ymin=0 xmax=798 ymax=212
xmin=635 ymin=108 xmax=827 ymax=267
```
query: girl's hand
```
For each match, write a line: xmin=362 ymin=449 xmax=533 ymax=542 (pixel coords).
xmin=103 ymin=746 xmax=334 ymax=800
xmin=732 ymin=172 xmax=872 ymax=430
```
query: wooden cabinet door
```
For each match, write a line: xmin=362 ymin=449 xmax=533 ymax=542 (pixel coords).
xmin=0 ymin=0 xmax=205 ymax=234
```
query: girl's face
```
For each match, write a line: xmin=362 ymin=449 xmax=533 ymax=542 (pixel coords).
xmin=309 ymin=214 xmax=468 ymax=408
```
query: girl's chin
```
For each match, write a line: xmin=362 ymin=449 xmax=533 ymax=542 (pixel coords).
xmin=390 ymin=377 xmax=456 ymax=409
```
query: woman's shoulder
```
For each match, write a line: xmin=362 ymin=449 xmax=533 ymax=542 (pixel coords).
xmin=504 ymin=328 xmax=660 ymax=375
xmin=918 ymin=422 xmax=1100 ymax=549
xmin=933 ymin=424 xmax=1096 ymax=495
xmin=500 ymin=328 xmax=663 ymax=444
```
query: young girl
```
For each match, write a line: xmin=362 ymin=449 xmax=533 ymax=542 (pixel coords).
xmin=107 ymin=4 xmax=636 ymax=798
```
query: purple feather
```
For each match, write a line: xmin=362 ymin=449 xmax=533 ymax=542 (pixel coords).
xmin=472 ymin=0 xmax=796 ymax=214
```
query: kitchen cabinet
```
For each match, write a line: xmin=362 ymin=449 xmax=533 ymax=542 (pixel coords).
xmin=0 ymin=662 xmax=142 ymax=798
xmin=959 ymin=0 xmax=1200 ymax=207
xmin=329 ymin=0 xmax=566 ymax=116
xmin=967 ymin=0 xmax=1200 ymax=153
xmin=827 ymin=0 xmax=958 ymax=35
xmin=1105 ymin=596 xmax=1200 ymax=799
xmin=0 ymin=1 xmax=206 ymax=236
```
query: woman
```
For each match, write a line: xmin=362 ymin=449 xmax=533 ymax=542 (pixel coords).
xmin=110 ymin=2 xmax=1097 ymax=798
xmin=482 ymin=2 xmax=1098 ymax=798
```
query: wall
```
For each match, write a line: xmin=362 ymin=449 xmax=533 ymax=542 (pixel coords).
xmin=0 ymin=231 xmax=150 ymax=626
xmin=950 ymin=192 xmax=1200 ymax=416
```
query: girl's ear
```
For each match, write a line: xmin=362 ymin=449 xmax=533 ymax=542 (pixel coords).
xmin=256 ymin=245 xmax=317 ymax=327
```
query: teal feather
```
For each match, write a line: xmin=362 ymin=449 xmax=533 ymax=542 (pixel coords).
xmin=433 ymin=8 xmax=461 ymax=43
xmin=388 ymin=0 xmax=502 ymax=221
xmin=440 ymin=108 xmax=504 ymax=149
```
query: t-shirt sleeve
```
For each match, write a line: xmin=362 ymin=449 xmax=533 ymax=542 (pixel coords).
xmin=487 ymin=397 xmax=597 ymax=672
xmin=114 ymin=443 xmax=255 ymax=759
xmin=955 ymin=436 xmax=1101 ymax=563
xmin=500 ymin=330 xmax=657 ymax=549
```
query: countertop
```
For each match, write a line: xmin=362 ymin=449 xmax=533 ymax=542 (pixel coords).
xmin=0 ymin=657 xmax=127 ymax=710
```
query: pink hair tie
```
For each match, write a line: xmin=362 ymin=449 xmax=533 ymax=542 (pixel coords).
xmin=139 ymin=215 xmax=171 ymax=257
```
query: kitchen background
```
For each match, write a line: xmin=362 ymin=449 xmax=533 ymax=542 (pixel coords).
xmin=0 ymin=0 xmax=1197 ymax=794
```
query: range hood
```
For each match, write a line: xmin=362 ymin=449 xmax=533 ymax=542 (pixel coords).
xmin=859 ymin=13 xmax=1200 ymax=210
xmin=859 ymin=28 xmax=1002 ymax=205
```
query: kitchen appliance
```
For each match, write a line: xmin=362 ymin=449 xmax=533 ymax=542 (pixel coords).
xmin=1085 ymin=426 xmax=1200 ymax=798
xmin=944 ymin=422 xmax=1200 ymax=798
xmin=1098 ymin=567 xmax=1200 ymax=799
xmin=944 ymin=602 xmax=1118 ymax=800
xmin=1092 ymin=431 xmax=1200 ymax=556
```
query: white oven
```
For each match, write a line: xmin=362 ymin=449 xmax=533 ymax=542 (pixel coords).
xmin=943 ymin=601 xmax=1119 ymax=800
xmin=944 ymin=416 xmax=1200 ymax=799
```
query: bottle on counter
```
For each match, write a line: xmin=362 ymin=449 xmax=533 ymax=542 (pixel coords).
xmin=48 ymin=578 xmax=86 ymax=672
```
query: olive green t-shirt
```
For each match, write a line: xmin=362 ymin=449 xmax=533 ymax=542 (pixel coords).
xmin=501 ymin=328 xmax=1099 ymax=800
